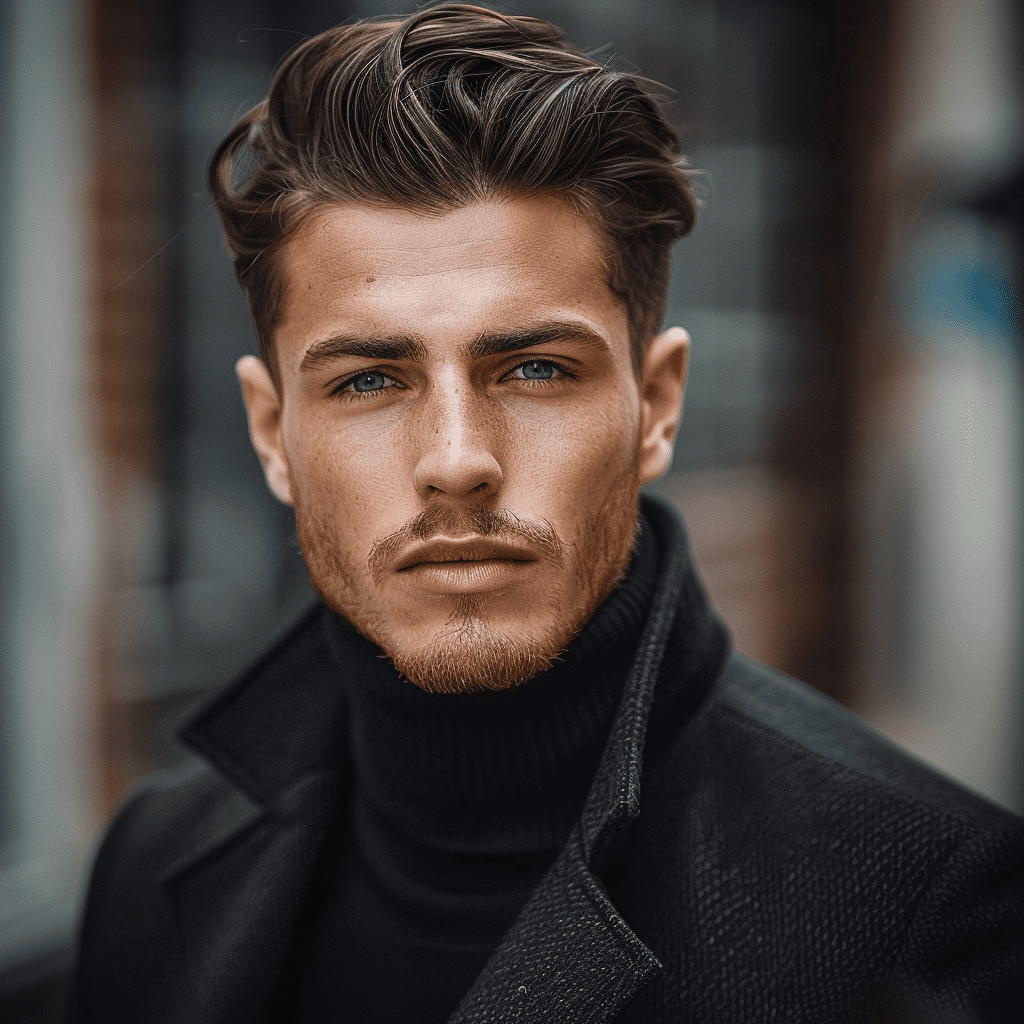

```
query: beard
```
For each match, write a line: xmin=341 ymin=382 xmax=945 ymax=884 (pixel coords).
xmin=293 ymin=466 xmax=641 ymax=695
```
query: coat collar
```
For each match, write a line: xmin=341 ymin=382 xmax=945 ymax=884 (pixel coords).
xmin=166 ymin=492 xmax=729 ymax=1024
xmin=179 ymin=600 xmax=348 ymax=806
xmin=154 ymin=604 xmax=350 ymax=1024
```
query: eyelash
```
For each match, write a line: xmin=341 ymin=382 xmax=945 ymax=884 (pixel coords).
xmin=506 ymin=358 xmax=577 ymax=383
xmin=330 ymin=369 xmax=403 ymax=398
xmin=329 ymin=358 xmax=578 ymax=399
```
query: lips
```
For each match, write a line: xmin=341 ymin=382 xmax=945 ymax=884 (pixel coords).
xmin=394 ymin=537 xmax=537 ymax=572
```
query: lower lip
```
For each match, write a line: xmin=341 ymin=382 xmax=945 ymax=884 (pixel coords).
xmin=399 ymin=559 xmax=532 ymax=594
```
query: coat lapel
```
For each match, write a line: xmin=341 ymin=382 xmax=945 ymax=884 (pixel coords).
xmin=448 ymin=830 xmax=662 ymax=1024
xmin=449 ymin=493 xmax=709 ymax=1024
xmin=154 ymin=768 xmax=339 ymax=1024
xmin=150 ymin=604 xmax=347 ymax=1024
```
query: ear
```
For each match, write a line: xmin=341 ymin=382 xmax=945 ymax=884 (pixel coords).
xmin=637 ymin=327 xmax=689 ymax=483
xmin=236 ymin=355 xmax=294 ymax=505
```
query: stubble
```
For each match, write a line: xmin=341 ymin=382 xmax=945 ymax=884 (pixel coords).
xmin=294 ymin=465 xmax=641 ymax=694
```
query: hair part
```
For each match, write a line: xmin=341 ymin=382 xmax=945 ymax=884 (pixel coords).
xmin=209 ymin=2 xmax=698 ymax=381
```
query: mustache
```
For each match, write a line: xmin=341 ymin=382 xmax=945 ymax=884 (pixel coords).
xmin=367 ymin=505 xmax=563 ymax=584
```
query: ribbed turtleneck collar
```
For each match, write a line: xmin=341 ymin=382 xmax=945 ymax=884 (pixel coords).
xmin=323 ymin=514 xmax=660 ymax=855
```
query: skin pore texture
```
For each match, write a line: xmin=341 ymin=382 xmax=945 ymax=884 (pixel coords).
xmin=237 ymin=196 xmax=689 ymax=694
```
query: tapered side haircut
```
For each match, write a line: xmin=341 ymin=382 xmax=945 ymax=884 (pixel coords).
xmin=209 ymin=2 xmax=698 ymax=379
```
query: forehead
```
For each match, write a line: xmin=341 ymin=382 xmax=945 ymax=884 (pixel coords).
xmin=274 ymin=197 xmax=629 ymax=367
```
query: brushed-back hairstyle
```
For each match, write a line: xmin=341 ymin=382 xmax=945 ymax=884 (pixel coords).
xmin=209 ymin=2 xmax=698 ymax=379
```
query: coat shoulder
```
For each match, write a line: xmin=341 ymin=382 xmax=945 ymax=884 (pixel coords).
xmin=710 ymin=653 xmax=1020 ymax=832
xmin=81 ymin=601 xmax=331 ymax=908
xmin=100 ymin=756 xmax=263 ymax=888
xmin=69 ymin=605 xmax=332 ymax=1023
xmin=618 ymin=653 xmax=1024 ymax=1022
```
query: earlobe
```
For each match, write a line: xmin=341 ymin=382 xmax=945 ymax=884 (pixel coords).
xmin=637 ymin=327 xmax=689 ymax=483
xmin=236 ymin=355 xmax=294 ymax=505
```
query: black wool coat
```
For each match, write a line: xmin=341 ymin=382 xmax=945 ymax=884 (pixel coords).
xmin=69 ymin=494 xmax=1024 ymax=1024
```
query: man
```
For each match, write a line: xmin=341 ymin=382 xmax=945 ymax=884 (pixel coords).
xmin=70 ymin=5 xmax=1023 ymax=1023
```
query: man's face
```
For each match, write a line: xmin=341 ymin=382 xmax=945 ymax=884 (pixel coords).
xmin=238 ymin=197 xmax=688 ymax=692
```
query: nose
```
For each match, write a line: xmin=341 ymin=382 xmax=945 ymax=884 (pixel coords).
xmin=411 ymin=381 xmax=503 ymax=500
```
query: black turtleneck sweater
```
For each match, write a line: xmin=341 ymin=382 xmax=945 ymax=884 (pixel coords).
xmin=276 ymin=518 xmax=660 ymax=1024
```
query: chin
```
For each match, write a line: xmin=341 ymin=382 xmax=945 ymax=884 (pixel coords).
xmin=377 ymin=594 xmax=572 ymax=694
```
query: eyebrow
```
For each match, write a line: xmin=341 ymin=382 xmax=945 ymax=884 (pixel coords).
xmin=467 ymin=322 xmax=609 ymax=359
xmin=300 ymin=334 xmax=428 ymax=371
xmin=298 ymin=320 xmax=608 ymax=371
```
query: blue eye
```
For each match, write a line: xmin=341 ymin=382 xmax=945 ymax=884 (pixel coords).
xmin=349 ymin=371 xmax=393 ymax=392
xmin=516 ymin=361 xmax=556 ymax=380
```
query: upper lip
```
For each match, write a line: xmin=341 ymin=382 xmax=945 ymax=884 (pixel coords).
xmin=395 ymin=537 xmax=537 ymax=571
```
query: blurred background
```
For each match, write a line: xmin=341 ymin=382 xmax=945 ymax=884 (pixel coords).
xmin=1 ymin=0 xmax=1022 ymax=1017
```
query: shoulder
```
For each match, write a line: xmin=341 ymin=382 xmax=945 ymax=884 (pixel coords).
xmin=83 ymin=600 xmax=329 ymax=904
xmin=620 ymin=653 xmax=1024 ymax=1019
xmin=708 ymin=653 xmax=1020 ymax=834
xmin=89 ymin=756 xmax=261 ymax=894
xmin=705 ymin=656 xmax=1024 ymax=1002
xmin=636 ymin=649 xmax=1023 ymax=902
xmin=68 ymin=755 xmax=256 ymax=1019
xmin=711 ymin=653 xmax=1018 ymax=829
xmin=638 ymin=651 xmax=1024 ymax=954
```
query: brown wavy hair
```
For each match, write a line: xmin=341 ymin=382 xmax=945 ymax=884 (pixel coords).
xmin=209 ymin=2 xmax=698 ymax=381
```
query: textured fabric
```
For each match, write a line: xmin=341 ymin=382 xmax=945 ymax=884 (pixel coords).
xmin=67 ymin=493 xmax=1024 ymax=1024
xmin=612 ymin=656 xmax=1024 ymax=1023
xmin=279 ymin=519 xmax=660 ymax=1023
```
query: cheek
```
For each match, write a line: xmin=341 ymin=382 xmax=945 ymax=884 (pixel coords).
xmin=504 ymin=389 xmax=640 ymax=506
xmin=282 ymin=405 xmax=398 ymax=552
